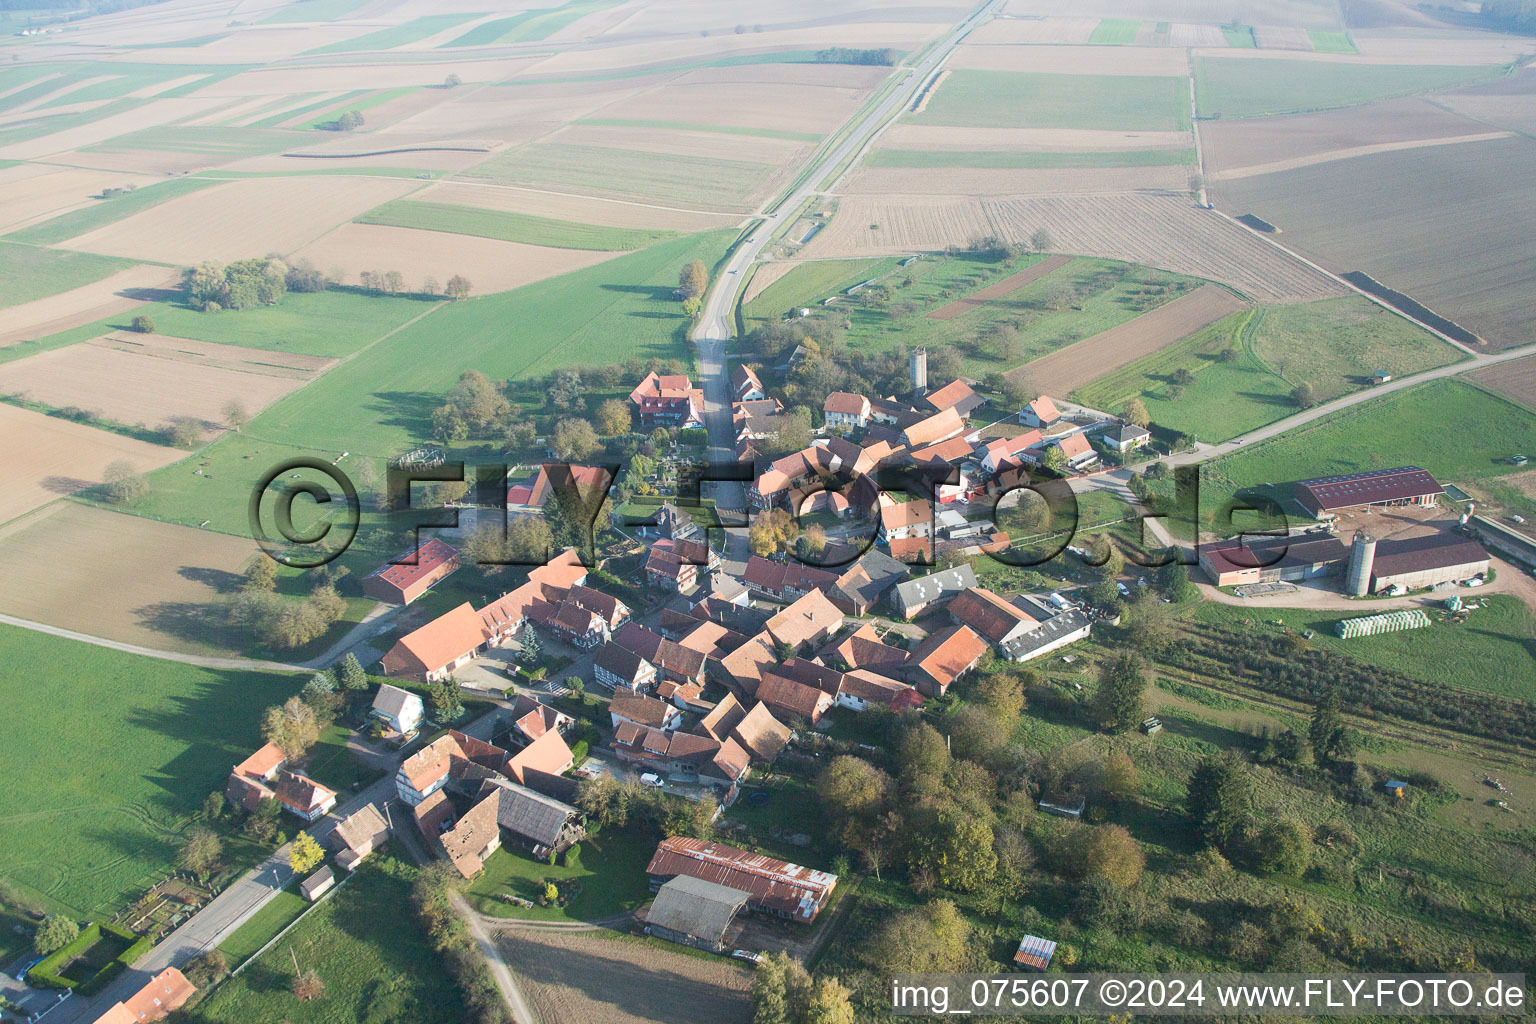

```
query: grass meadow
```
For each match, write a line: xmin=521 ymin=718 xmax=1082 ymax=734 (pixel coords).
xmin=742 ymin=256 xmax=895 ymax=325
xmin=1194 ymin=58 xmax=1502 ymax=119
xmin=465 ymin=828 xmax=653 ymax=922
xmin=1197 ymin=597 xmax=1536 ymax=701
xmin=0 ymin=241 xmax=134 ymax=308
xmin=443 ymin=0 xmax=620 ymax=46
xmin=459 ymin=142 xmax=777 ymax=212
xmin=0 ymin=624 xmax=299 ymax=918
xmin=305 ymin=12 xmax=482 ymax=54
xmin=909 ymin=70 xmax=1191 ymax=131
xmin=84 ymin=125 xmax=305 ymax=159
xmin=354 ymin=199 xmax=677 ymax=251
xmin=1198 ymin=378 xmax=1536 ymax=522
xmin=259 ymin=0 xmax=367 ymax=22
xmin=194 ymin=853 xmax=469 ymax=1024
xmin=1074 ymin=297 xmax=1465 ymax=442
xmin=129 ymin=290 xmax=437 ymax=358
xmin=1088 ymin=18 xmax=1141 ymax=44
xmin=5 ymin=178 xmax=222 ymax=245
xmin=246 ymin=229 xmax=732 ymax=457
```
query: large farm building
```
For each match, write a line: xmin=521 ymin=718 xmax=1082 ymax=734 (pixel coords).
xmin=1200 ymin=530 xmax=1490 ymax=594
xmin=1293 ymin=466 xmax=1443 ymax=517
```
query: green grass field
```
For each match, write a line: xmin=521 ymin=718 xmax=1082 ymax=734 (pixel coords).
xmin=1307 ymin=29 xmax=1358 ymax=53
xmin=0 ymin=240 xmax=133 ymax=309
xmin=459 ymin=142 xmax=776 ymax=212
xmin=1199 ymin=378 xmax=1536 ymax=524
xmin=244 ymin=229 xmax=731 ymax=458
xmin=129 ymin=290 xmax=438 ymax=358
xmin=1088 ymin=18 xmax=1141 ymax=44
xmin=909 ymin=70 xmax=1190 ymax=131
xmin=354 ymin=199 xmax=676 ymax=251
xmin=465 ymin=829 xmax=653 ymax=921
xmin=217 ymin=887 xmax=308 ymax=962
xmin=1222 ymin=25 xmax=1256 ymax=47
xmin=741 ymin=256 xmax=895 ymax=324
xmin=4 ymin=178 xmax=222 ymax=245
xmin=1197 ymin=596 xmax=1536 ymax=701
xmin=1194 ymin=58 xmax=1502 ymax=119
xmin=297 ymin=86 xmax=420 ymax=130
xmin=0 ymin=624 xmax=299 ymax=917
xmin=747 ymin=252 xmax=1199 ymax=378
xmin=1074 ymin=297 xmax=1465 ymax=442
xmin=195 ymin=854 xmax=468 ymax=1024
xmin=443 ymin=0 xmax=620 ymax=46
xmin=867 ymin=148 xmax=1195 ymax=168
xmin=305 ymin=12 xmax=483 ymax=54
xmin=260 ymin=0 xmax=369 ymax=23
xmin=246 ymin=91 xmax=367 ymax=129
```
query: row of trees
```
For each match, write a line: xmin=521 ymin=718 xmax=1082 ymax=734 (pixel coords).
xmin=359 ymin=269 xmax=472 ymax=300
xmin=223 ymin=555 xmax=349 ymax=650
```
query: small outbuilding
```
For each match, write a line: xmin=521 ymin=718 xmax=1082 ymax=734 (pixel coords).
xmin=300 ymin=866 xmax=335 ymax=902
xmin=1384 ymin=780 xmax=1409 ymax=799
xmin=645 ymin=875 xmax=751 ymax=952
xmin=1013 ymin=934 xmax=1058 ymax=971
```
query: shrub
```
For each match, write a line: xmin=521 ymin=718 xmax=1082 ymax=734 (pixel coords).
xmin=130 ymin=314 xmax=155 ymax=333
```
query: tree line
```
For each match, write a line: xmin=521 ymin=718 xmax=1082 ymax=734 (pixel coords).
xmin=182 ymin=256 xmax=472 ymax=313
xmin=814 ymin=47 xmax=896 ymax=65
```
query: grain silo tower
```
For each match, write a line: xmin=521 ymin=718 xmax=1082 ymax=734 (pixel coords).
xmin=1345 ymin=531 xmax=1377 ymax=596
xmin=910 ymin=347 xmax=928 ymax=393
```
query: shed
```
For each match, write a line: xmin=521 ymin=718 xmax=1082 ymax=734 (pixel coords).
xmin=1013 ymin=934 xmax=1058 ymax=971
xmin=300 ymin=866 xmax=335 ymax=902
xmin=645 ymin=875 xmax=751 ymax=952
xmin=1384 ymin=780 xmax=1408 ymax=799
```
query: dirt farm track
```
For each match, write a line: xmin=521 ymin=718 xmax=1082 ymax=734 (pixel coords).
xmin=493 ymin=930 xmax=752 ymax=1024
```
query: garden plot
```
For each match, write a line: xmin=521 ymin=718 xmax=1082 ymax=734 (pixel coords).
xmin=59 ymin=174 xmax=419 ymax=264
xmin=0 ymin=333 xmax=332 ymax=437
xmin=292 ymin=222 xmax=621 ymax=294
xmin=1007 ymin=283 xmax=1248 ymax=396
xmin=802 ymin=192 xmax=1346 ymax=303
xmin=0 ymin=403 xmax=183 ymax=525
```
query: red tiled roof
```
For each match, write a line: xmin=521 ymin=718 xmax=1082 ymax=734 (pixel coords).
xmin=507 ymin=729 xmax=573 ymax=784
xmin=902 ymin=407 xmax=965 ymax=447
xmin=233 ymin=742 xmax=286 ymax=781
xmin=757 ymin=675 xmax=831 ymax=720
xmin=925 ymin=379 xmax=978 ymax=413
xmin=382 ymin=602 xmax=486 ymax=677
xmin=881 ymin=499 xmax=933 ymax=532
xmin=367 ymin=537 xmax=459 ymax=595
xmin=947 ymin=587 xmax=1035 ymax=643
xmin=1024 ymin=396 xmax=1060 ymax=422
xmin=908 ymin=624 xmax=987 ymax=689
xmin=1295 ymin=466 xmax=1443 ymax=511
xmin=646 ymin=837 xmax=836 ymax=922
xmin=823 ymin=391 xmax=870 ymax=415
xmin=764 ymin=589 xmax=844 ymax=650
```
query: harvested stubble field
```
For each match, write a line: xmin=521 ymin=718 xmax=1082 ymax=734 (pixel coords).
xmin=1001 ymin=0 xmax=1343 ymax=26
xmin=0 ymin=164 xmax=160 ymax=232
xmin=551 ymin=121 xmax=812 ymax=165
xmin=1471 ymin=353 xmax=1536 ymax=412
xmin=3 ymin=176 xmax=220 ymax=244
xmin=1215 ymin=134 xmax=1536 ymax=348
xmin=802 ymin=192 xmax=1346 ymax=303
xmin=60 ymin=174 xmax=418 ymax=264
xmin=949 ymin=42 xmax=1190 ymax=76
xmin=457 ymin=141 xmax=780 ymax=213
xmin=878 ymin=124 xmax=1191 ymax=152
xmin=927 ymin=253 xmax=1071 ymax=319
xmin=296 ymin=222 xmax=622 ymax=294
xmin=494 ymin=930 xmax=752 ymax=1024
xmin=965 ymin=16 xmax=1099 ymax=44
xmin=1007 ymin=283 xmax=1248 ymax=396
xmin=0 ymin=403 xmax=183 ymax=525
xmin=843 ymin=163 xmax=1191 ymax=195
xmin=0 ymin=502 xmax=264 ymax=656
xmin=0 ymin=332 xmax=330 ymax=437
xmin=418 ymin=180 xmax=737 ymax=231
xmin=1431 ymin=65 xmax=1536 ymax=136
xmin=909 ymin=69 xmax=1190 ymax=130
xmin=1201 ymin=96 xmax=1506 ymax=180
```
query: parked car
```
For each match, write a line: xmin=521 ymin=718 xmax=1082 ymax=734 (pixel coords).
xmin=640 ymin=772 xmax=665 ymax=787
xmin=1116 ymin=582 xmax=1130 ymax=597
xmin=731 ymin=949 xmax=766 ymax=965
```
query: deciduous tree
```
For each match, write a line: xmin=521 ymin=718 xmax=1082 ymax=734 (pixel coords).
xmin=222 ymin=399 xmax=248 ymax=432
xmin=179 ymin=827 xmax=222 ymax=879
xmin=678 ymin=259 xmax=708 ymax=299
xmin=1122 ymin=398 xmax=1150 ymax=428
xmin=262 ymin=696 xmax=320 ymax=761
xmin=102 ymin=460 xmax=148 ymax=504
xmin=33 ymin=915 xmax=77 ymax=955
xmin=445 ymin=274 xmax=472 ymax=300
xmin=594 ymin=398 xmax=631 ymax=437
xmin=552 ymin=417 xmax=600 ymax=461
xmin=289 ymin=831 xmax=324 ymax=875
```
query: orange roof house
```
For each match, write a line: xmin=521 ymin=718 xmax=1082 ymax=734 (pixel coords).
xmin=379 ymin=602 xmax=487 ymax=682
xmin=947 ymin=588 xmax=1037 ymax=646
xmin=902 ymin=407 xmax=965 ymax=448
xmin=764 ymin=589 xmax=845 ymax=653
xmin=92 ymin=968 xmax=195 ymax=1024
xmin=506 ymin=729 xmax=575 ymax=785
xmin=905 ymin=624 xmax=988 ymax=697
xmin=1020 ymin=396 xmax=1061 ymax=427
xmin=923 ymin=379 xmax=984 ymax=417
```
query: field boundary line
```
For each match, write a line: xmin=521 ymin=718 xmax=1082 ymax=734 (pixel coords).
xmin=0 ymin=610 xmax=303 ymax=672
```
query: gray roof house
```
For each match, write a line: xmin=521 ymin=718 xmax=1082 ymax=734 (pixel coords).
xmin=645 ymin=875 xmax=751 ymax=952
xmin=998 ymin=608 xmax=1093 ymax=663
xmin=371 ymin=683 xmax=425 ymax=736
xmin=481 ymin=779 xmax=584 ymax=856
xmin=890 ymin=563 xmax=977 ymax=619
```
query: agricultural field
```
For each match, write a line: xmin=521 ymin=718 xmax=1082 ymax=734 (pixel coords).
xmin=866 ymin=148 xmax=1196 ymax=169
xmin=741 ymin=256 xmax=896 ymax=321
xmin=0 ymin=402 xmax=183 ymax=525
xmin=1197 ymin=597 xmax=1536 ymax=702
xmin=0 ymin=239 xmax=134 ymax=309
xmin=0 ymin=622 xmax=297 ymax=917
xmin=0 ymin=332 xmax=332 ymax=439
xmin=240 ymin=229 xmax=732 ymax=459
xmin=1198 ymin=378 xmax=1536 ymax=526
xmin=304 ymin=13 xmax=484 ymax=55
xmin=295 ymin=222 xmax=623 ymax=296
xmin=354 ymin=198 xmax=677 ymax=251
xmin=0 ymin=164 xmax=161 ymax=234
xmin=1010 ymin=283 xmax=1249 ymax=398
xmin=0 ymin=264 xmax=178 ymax=347
xmin=194 ymin=854 xmax=470 ymax=1024
xmin=908 ymin=70 xmax=1190 ymax=130
xmin=59 ymin=174 xmax=420 ymax=265
xmin=457 ymin=142 xmax=781 ymax=214
xmin=1470 ymin=352 xmax=1536 ymax=412
xmin=3 ymin=176 xmax=221 ymax=244
xmin=1074 ymin=297 xmax=1463 ymax=441
xmin=494 ymin=930 xmax=752 ymax=1024
xmin=1194 ymin=57 xmax=1504 ymax=119
xmin=1215 ymin=135 xmax=1536 ymax=348
xmin=800 ymin=192 xmax=1347 ymax=304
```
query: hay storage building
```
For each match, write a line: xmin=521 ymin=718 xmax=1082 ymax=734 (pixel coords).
xmin=644 ymin=875 xmax=751 ymax=952
xmin=1293 ymin=466 xmax=1443 ymax=517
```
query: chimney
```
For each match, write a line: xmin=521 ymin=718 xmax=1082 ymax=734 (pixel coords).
xmin=910 ymin=348 xmax=928 ymax=392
